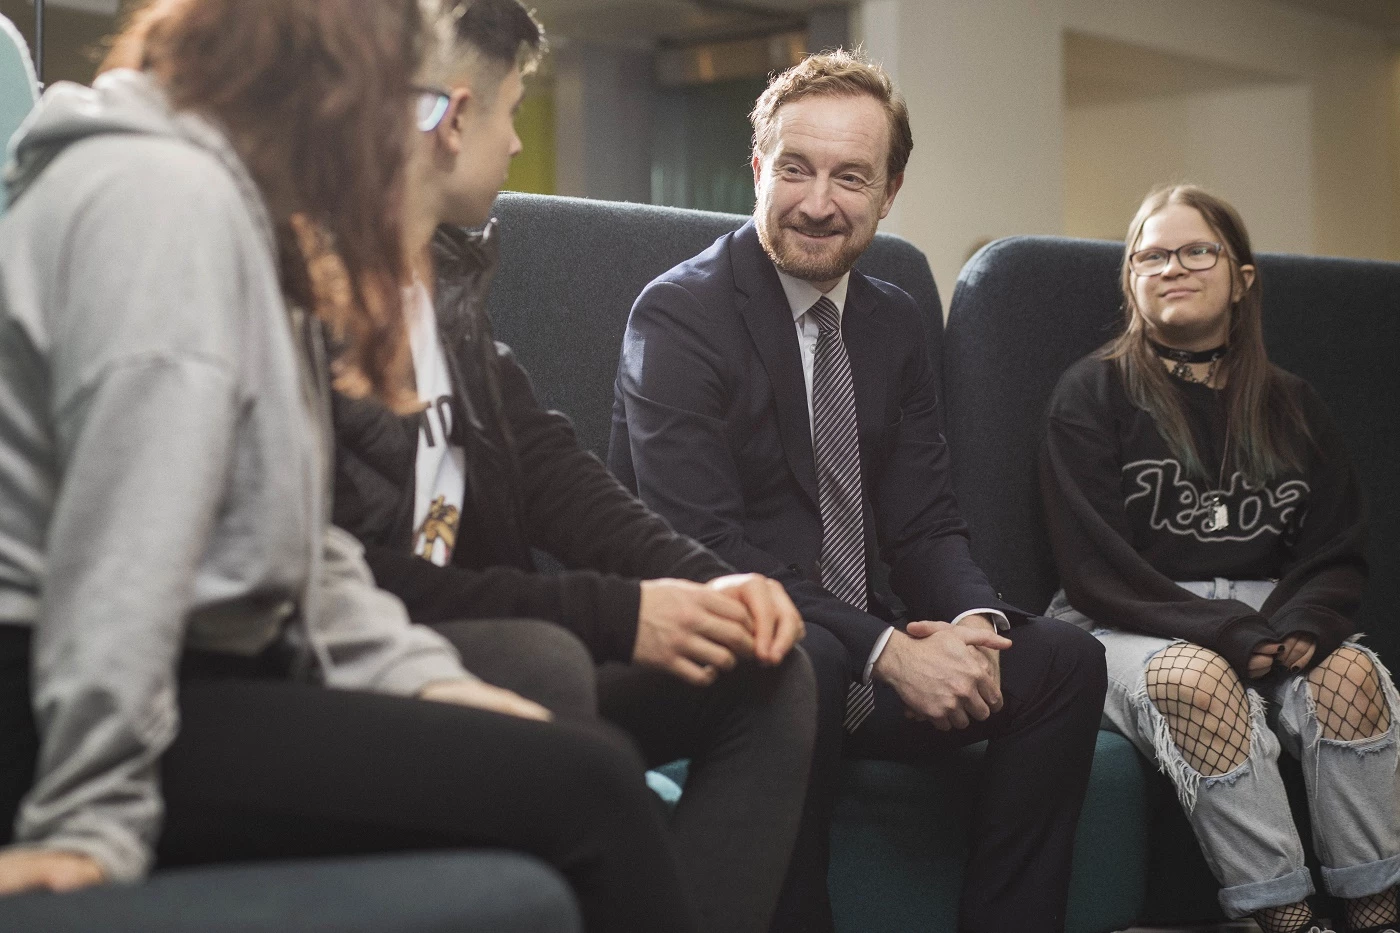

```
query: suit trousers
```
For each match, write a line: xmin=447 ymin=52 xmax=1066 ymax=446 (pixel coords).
xmin=771 ymin=617 xmax=1107 ymax=933
xmin=597 ymin=654 xmax=817 ymax=933
xmin=0 ymin=624 xmax=700 ymax=933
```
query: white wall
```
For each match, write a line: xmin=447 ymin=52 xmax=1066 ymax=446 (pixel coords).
xmin=1064 ymin=0 xmax=1398 ymax=261
xmin=1065 ymin=83 xmax=1315 ymax=254
xmin=858 ymin=0 xmax=1067 ymax=297
xmin=854 ymin=0 xmax=1399 ymax=302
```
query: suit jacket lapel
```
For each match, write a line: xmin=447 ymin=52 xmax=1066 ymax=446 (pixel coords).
xmin=730 ymin=223 xmax=820 ymax=508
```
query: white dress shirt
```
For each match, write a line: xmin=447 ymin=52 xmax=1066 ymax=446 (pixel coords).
xmin=774 ymin=269 xmax=1009 ymax=683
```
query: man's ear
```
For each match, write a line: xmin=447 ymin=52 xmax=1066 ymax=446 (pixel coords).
xmin=752 ymin=153 xmax=763 ymax=192
xmin=438 ymin=85 xmax=475 ymax=154
xmin=878 ymin=171 xmax=904 ymax=220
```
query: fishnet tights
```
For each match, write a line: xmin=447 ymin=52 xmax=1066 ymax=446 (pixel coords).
xmin=1146 ymin=643 xmax=1251 ymax=776
xmin=1253 ymin=900 xmax=1314 ymax=933
xmin=1307 ymin=645 xmax=1391 ymax=743
xmin=1345 ymin=886 xmax=1399 ymax=931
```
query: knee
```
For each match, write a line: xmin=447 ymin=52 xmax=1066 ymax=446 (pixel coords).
xmin=520 ymin=622 xmax=598 ymax=716
xmin=438 ymin=618 xmax=598 ymax=718
xmin=1307 ymin=644 xmax=1392 ymax=741
xmin=1145 ymin=643 xmax=1246 ymax=719
xmin=763 ymin=646 xmax=818 ymax=733
xmin=560 ymin=720 xmax=650 ymax=808
xmin=1144 ymin=643 xmax=1253 ymax=777
xmin=798 ymin=625 xmax=850 ymax=710
xmin=1033 ymin=616 xmax=1108 ymax=706
xmin=793 ymin=625 xmax=850 ymax=761
xmin=1051 ymin=617 xmax=1108 ymax=689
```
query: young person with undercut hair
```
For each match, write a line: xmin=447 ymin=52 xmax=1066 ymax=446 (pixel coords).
xmin=330 ymin=4 xmax=816 ymax=932
xmin=1041 ymin=185 xmax=1397 ymax=933
xmin=0 ymin=2 xmax=703 ymax=929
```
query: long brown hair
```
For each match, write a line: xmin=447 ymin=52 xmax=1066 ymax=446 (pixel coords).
xmin=102 ymin=0 xmax=439 ymax=410
xmin=1101 ymin=184 xmax=1311 ymax=484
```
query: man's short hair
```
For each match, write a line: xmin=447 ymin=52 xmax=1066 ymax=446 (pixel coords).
xmin=451 ymin=0 xmax=546 ymax=76
xmin=750 ymin=49 xmax=913 ymax=185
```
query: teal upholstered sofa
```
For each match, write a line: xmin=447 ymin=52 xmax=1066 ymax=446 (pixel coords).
xmin=486 ymin=192 xmax=1399 ymax=932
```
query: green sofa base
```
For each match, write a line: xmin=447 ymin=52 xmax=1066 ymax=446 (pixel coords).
xmin=659 ymin=729 xmax=1148 ymax=933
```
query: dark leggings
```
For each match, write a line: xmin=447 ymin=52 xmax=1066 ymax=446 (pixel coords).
xmin=0 ymin=626 xmax=699 ymax=933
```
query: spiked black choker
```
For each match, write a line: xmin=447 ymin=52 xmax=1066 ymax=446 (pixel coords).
xmin=1149 ymin=339 xmax=1227 ymax=384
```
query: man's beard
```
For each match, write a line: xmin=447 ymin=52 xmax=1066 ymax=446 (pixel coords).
xmin=755 ymin=206 xmax=876 ymax=284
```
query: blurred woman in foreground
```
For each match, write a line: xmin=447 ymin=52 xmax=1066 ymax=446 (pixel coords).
xmin=0 ymin=2 xmax=696 ymax=929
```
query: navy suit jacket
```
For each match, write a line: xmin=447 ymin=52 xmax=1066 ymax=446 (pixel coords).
xmin=609 ymin=221 xmax=1022 ymax=680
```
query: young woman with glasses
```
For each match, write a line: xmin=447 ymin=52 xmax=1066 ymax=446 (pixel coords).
xmin=0 ymin=2 xmax=698 ymax=929
xmin=1039 ymin=185 xmax=1397 ymax=933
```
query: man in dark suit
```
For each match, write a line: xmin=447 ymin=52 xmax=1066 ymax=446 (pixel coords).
xmin=610 ymin=51 xmax=1108 ymax=933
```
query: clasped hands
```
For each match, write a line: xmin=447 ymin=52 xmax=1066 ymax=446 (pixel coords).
xmin=633 ymin=574 xmax=805 ymax=685
xmin=873 ymin=614 xmax=1013 ymax=731
xmin=1246 ymin=632 xmax=1317 ymax=679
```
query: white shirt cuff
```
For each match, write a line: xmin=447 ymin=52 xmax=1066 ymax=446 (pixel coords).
xmin=862 ymin=626 xmax=896 ymax=684
xmin=952 ymin=608 xmax=1010 ymax=631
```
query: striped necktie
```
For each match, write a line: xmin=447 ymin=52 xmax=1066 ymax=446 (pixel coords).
xmin=808 ymin=296 xmax=876 ymax=733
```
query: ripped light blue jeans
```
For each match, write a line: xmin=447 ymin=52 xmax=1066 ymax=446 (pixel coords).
xmin=1048 ymin=581 xmax=1400 ymax=919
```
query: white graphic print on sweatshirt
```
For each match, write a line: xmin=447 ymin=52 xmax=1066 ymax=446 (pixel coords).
xmin=408 ymin=282 xmax=466 ymax=565
xmin=1122 ymin=459 xmax=1308 ymax=544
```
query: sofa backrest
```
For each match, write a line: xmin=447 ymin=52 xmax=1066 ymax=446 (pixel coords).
xmin=943 ymin=235 xmax=1400 ymax=661
xmin=0 ymin=14 xmax=39 ymax=214
xmin=486 ymin=192 xmax=943 ymax=458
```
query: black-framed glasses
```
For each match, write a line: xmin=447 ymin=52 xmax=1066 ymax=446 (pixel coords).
xmin=1129 ymin=241 xmax=1225 ymax=277
xmin=413 ymin=86 xmax=452 ymax=132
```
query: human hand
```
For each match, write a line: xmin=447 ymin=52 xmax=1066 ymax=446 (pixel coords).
xmin=0 ymin=849 xmax=106 ymax=896
xmin=705 ymin=573 xmax=804 ymax=665
xmin=1247 ymin=642 xmax=1283 ymax=679
xmin=874 ymin=620 xmax=1012 ymax=730
xmin=1277 ymin=634 xmax=1317 ymax=673
xmin=635 ymin=578 xmax=756 ymax=685
xmin=418 ymin=679 xmax=552 ymax=721
xmin=945 ymin=614 xmax=1004 ymax=701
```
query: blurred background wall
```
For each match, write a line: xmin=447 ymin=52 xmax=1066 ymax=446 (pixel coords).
xmin=7 ymin=0 xmax=1397 ymax=295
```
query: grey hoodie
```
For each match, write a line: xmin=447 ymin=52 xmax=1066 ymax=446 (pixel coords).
xmin=0 ymin=70 xmax=471 ymax=881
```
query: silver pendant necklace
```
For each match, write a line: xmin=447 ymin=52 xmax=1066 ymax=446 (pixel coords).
xmin=1200 ymin=412 xmax=1233 ymax=532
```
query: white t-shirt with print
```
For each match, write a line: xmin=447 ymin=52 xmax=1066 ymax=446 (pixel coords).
xmin=407 ymin=282 xmax=467 ymax=566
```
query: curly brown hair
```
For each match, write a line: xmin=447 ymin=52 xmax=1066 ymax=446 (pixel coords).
xmin=102 ymin=0 xmax=441 ymax=411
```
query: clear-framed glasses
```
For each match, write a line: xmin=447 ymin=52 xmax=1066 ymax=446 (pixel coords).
xmin=413 ymin=86 xmax=452 ymax=132
xmin=1128 ymin=241 xmax=1225 ymax=277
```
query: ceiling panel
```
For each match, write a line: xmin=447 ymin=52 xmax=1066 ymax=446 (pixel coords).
xmin=529 ymin=0 xmax=846 ymax=45
xmin=1065 ymin=31 xmax=1288 ymax=108
xmin=1265 ymin=0 xmax=1400 ymax=30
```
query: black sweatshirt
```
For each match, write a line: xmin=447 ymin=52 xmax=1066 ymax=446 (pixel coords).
xmin=1039 ymin=355 xmax=1367 ymax=675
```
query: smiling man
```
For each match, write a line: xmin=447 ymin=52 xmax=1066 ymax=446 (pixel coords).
xmin=610 ymin=51 xmax=1108 ymax=933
